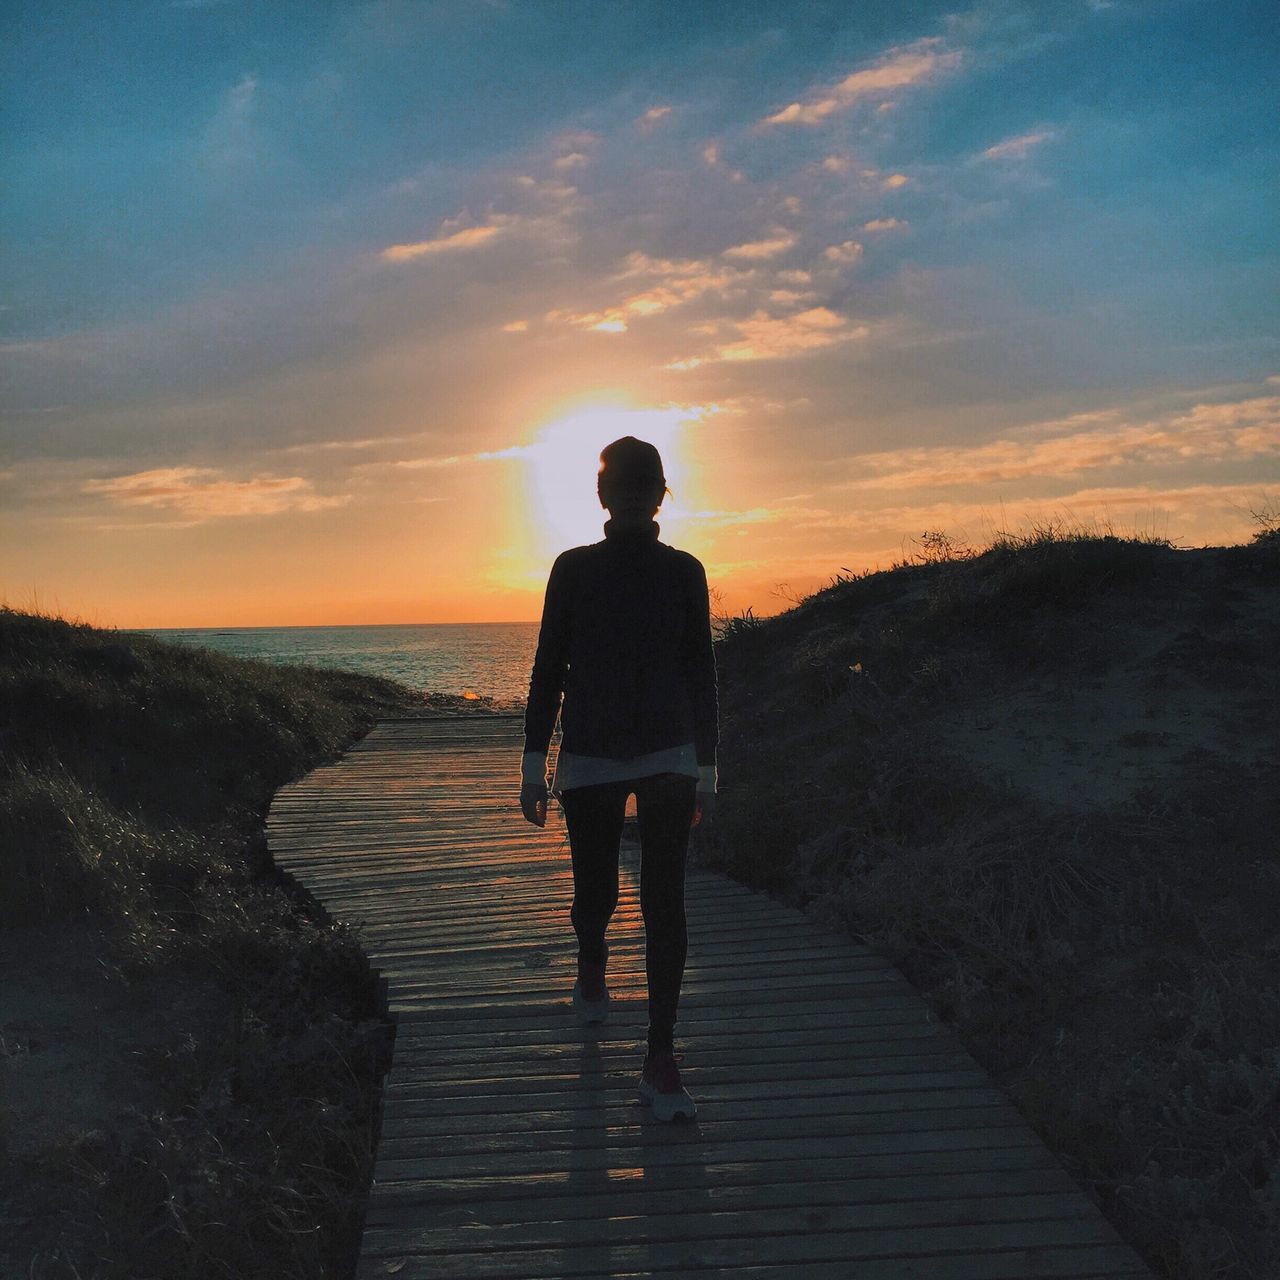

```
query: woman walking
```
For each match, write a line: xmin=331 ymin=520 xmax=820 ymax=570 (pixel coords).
xmin=519 ymin=435 xmax=718 ymax=1122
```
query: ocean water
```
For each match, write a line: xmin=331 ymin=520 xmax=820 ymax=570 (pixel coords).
xmin=141 ymin=623 xmax=540 ymax=705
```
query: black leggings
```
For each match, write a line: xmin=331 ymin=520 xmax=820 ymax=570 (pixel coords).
xmin=558 ymin=771 xmax=697 ymax=1054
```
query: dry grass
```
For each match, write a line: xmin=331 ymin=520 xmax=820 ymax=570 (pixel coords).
xmin=0 ymin=605 xmax=478 ymax=1278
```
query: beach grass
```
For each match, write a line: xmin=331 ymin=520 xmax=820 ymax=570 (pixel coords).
xmin=0 ymin=605 xmax=477 ymax=1278
xmin=700 ymin=525 xmax=1280 ymax=1280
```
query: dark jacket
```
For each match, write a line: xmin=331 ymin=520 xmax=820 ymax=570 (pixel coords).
xmin=524 ymin=520 xmax=718 ymax=766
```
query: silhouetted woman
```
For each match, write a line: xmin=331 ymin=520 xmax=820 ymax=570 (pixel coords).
xmin=519 ymin=435 xmax=718 ymax=1122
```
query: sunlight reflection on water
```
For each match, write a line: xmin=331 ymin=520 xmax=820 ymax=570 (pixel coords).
xmin=140 ymin=622 xmax=539 ymax=704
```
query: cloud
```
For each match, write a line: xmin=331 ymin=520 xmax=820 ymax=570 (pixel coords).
xmin=686 ymin=506 xmax=788 ymax=529
xmin=511 ymin=174 xmax=579 ymax=203
xmin=637 ymin=105 xmax=673 ymax=132
xmin=383 ymin=444 xmax=536 ymax=471
xmin=863 ymin=217 xmax=907 ymax=232
xmin=553 ymin=309 xmax=628 ymax=334
xmin=671 ymin=307 xmax=869 ymax=367
xmin=699 ymin=140 xmax=744 ymax=181
xmin=769 ymin=289 xmax=815 ymax=306
xmin=837 ymin=396 xmax=1280 ymax=491
xmin=275 ymin=434 xmax=414 ymax=455
xmin=762 ymin=38 xmax=961 ymax=126
xmin=554 ymin=152 xmax=589 ymax=171
xmin=380 ymin=222 xmax=505 ymax=262
xmin=783 ymin=483 xmax=1271 ymax=547
xmin=722 ymin=229 xmax=797 ymax=261
xmin=379 ymin=192 xmax=574 ymax=266
xmin=981 ymin=130 xmax=1056 ymax=162
xmin=82 ymin=466 xmax=350 ymax=518
xmin=546 ymin=253 xmax=741 ymax=332
xmin=823 ymin=240 xmax=864 ymax=265
xmin=201 ymin=73 xmax=259 ymax=174
xmin=882 ymin=173 xmax=909 ymax=189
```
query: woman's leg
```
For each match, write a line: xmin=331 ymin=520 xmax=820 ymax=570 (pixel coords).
xmin=634 ymin=772 xmax=697 ymax=1053
xmin=559 ymin=780 xmax=628 ymax=966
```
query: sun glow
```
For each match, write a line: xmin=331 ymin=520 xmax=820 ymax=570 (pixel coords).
xmin=522 ymin=401 xmax=709 ymax=558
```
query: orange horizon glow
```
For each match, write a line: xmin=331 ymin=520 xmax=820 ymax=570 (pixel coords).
xmin=5 ymin=383 xmax=1276 ymax=632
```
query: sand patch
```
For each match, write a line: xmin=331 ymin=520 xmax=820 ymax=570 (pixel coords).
xmin=0 ymin=926 xmax=162 ymax=1159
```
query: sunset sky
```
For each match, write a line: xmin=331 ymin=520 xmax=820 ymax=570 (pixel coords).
xmin=2 ymin=0 xmax=1277 ymax=627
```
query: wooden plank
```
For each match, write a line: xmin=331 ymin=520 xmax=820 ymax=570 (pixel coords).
xmin=264 ymin=718 xmax=1152 ymax=1280
xmin=375 ymin=1088 xmax=1014 ymax=1140
xmin=373 ymin=1106 xmax=1031 ymax=1160
xmin=358 ymin=1218 xmax=1125 ymax=1278
xmin=361 ymin=1145 xmax=1067 ymax=1202
xmin=368 ymin=1128 xmax=1046 ymax=1184
xmin=362 ymin=1165 xmax=1083 ymax=1228
xmin=377 ymin=1072 xmax=1000 ymax=1118
xmin=388 ymin=1020 xmax=956 ymax=1056
xmin=540 ymin=1252 xmax=1148 ymax=1280
xmin=364 ymin=1192 xmax=1103 ymax=1255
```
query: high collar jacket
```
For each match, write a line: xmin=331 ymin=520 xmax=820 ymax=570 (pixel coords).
xmin=523 ymin=520 xmax=719 ymax=766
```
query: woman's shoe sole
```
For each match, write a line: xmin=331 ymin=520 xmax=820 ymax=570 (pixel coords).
xmin=638 ymin=1079 xmax=697 ymax=1121
xmin=572 ymin=981 xmax=608 ymax=1025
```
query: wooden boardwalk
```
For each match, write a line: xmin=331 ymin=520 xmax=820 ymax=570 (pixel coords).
xmin=266 ymin=716 xmax=1152 ymax=1280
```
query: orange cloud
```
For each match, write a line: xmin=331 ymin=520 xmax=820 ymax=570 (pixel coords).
xmin=383 ymin=445 xmax=535 ymax=471
xmin=686 ymin=506 xmax=787 ymax=529
xmin=380 ymin=223 xmax=504 ymax=262
xmin=763 ymin=39 xmax=961 ymax=126
xmin=840 ymin=397 xmax=1280 ymax=491
xmin=723 ymin=229 xmax=797 ymax=261
xmin=82 ymin=467 xmax=350 ymax=518
xmin=671 ymin=307 xmax=869 ymax=367
xmin=823 ymin=240 xmax=864 ymax=265
xmin=546 ymin=253 xmax=742 ymax=332
xmin=637 ymin=105 xmax=673 ymax=132
xmin=787 ymin=483 xmax=1271 ymax=543
xmin=274 ymin=434 xmax=412 ymax=455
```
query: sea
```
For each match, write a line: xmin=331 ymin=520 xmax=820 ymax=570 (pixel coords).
xmin=140 ymin=623 xmax=540 ymax=706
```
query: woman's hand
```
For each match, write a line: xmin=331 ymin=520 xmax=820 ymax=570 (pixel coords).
xmin=692 ymin=790 xmax=716 ymax=829
xmin=520 ymin=782 xmax=548 ymax=828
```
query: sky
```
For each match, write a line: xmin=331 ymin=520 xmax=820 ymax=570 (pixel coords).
xmin=2 ymin=0 xmax=1277 ymax=627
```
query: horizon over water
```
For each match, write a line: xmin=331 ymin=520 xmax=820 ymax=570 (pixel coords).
xmin=142 ymin=622 xmax=539 ymax=706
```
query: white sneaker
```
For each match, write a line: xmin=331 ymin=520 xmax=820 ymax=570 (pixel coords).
xmin=572 ymin=957 xmax=609 ymax=1024
xmin=573 ymin=972 xmax=606 ymax=1024
xmin=638 ymin=1049 xmax=697 ymax=1121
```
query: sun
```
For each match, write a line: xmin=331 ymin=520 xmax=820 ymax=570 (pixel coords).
xmin=523 ymin=401 xmax=703 ymax=556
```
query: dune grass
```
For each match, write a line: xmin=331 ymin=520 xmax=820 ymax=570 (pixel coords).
xmin=699 ymin=527 xmax=1280 ymax=1280
xmin=0 ymin=606 xmax=479 ymax=1278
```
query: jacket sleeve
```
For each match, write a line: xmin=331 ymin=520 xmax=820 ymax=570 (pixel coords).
xmin=524 ymin=552 xmax=571 ymax=755
xmin=684 ymin=557 xmax=719 ymax=769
